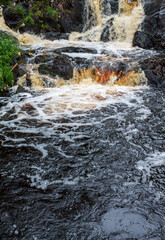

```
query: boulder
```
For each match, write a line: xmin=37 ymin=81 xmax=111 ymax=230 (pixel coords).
xmin=3 ymin=6 xmax=24 ymax=29
xmin=140 ymin=58 xmax=165 ymax=87
xmin=38 ymin=55 xmax=73 ymax=80
xmin=133 ymin=0 xmax=165 ymax=50
xmin=101 ymin=18 xmax=114 ymax=42
xmin=132 ymin=31 xmax=155 ymax=49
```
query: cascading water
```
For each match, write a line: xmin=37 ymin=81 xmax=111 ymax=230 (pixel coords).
xmin=70 ymin=0 xmax=144 ymax=46
xmin=0 ymin=1 xmax=165 ymax=240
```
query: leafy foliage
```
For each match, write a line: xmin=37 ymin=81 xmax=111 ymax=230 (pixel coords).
xmin=15 ymin=4 xmax=26 ymax=17
xmin=24 ymin=15 xmax=34 ymax=25
xmin=0 ymin=0 xmax=11 ymax=5
xmin=46 ymin=6 xmax=57 ymax=18
xmin=0 ymin=34 xmax=20 ymax=90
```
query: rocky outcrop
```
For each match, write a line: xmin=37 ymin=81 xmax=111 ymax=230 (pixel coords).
xmin=2 ymin=0 xmax=85 ymax=40
xmin=140 ymin=57 xmax=165 ymax=87
xmin=133 ymin=0 xmax=165 ymax=50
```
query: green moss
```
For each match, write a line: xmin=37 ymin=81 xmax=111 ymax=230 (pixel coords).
xmin=0 ymin=0 xmax=11 ymax=5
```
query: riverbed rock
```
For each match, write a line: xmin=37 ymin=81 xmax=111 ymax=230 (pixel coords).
xmin=38 ymin=55 xmax=73 ymax=80
xmin=132 ymin=31 xmax=155 ymax=49
xmin=140 ymin=58 xmax=165 ymax=87
xmin=101 ymin=18 xmax=114 ymax=42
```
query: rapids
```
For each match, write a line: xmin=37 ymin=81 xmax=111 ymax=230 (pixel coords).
xmin=0 ymin=0 xmax=165 ymax=239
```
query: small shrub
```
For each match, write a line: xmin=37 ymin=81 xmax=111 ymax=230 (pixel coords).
xmin=35 ymin=10 xmax=42 ymax=18
xmin=24 ymin=15 xmax=34 ymax=25
xmin=0 ymin=34 xmax=20 ymax=89
xmin=46 ymin=6 xmax=57 ymax=18
xmin=15 ymin=4 xmax=26 ymax=17
xmin=41 ymin=23 xmax=49 ymax=30
xmin=0 ymin=0 xmax=11 ymax=5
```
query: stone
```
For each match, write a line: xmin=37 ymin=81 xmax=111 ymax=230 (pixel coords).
xmin=101 ymin=18 xmax=114 ymax=42
xmin=38 ymin=55 xmax=73 ymax=80
xmin=133 ymin=0 xmax=165 ymax=50
xmin=132 ymin=31 xmax=155 ymax=49
xmin=3 ymin=6 xmax=24 ymax=29
xmin=140 ymin=57 xmax=165 ymax=87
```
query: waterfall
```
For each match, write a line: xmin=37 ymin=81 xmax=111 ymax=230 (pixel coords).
xmin=70 ymin=0 xmax=144 ymax=46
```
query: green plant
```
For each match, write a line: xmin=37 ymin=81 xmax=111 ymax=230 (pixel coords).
xmin=46 ymin=6 xmax=57 ymax=18
xmin=15 ymin=4 xmax=26 ymax=17
xmin=35 ymin=10 xmax=42 ymax=18
xmin=24 ymin=15 xmax=34 ymax=25
xmin=41 ymin=23 xmax=49 ymax=30
xmin=0 ymin=0 xmax=11 ymax=5
xmin=64 ymin=9 xmax=71 ymax=14
xmin=0 ymin=34 xmax=20 ymax=90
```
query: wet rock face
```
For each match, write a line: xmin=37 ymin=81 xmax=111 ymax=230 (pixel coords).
xmin=132 ymin=31 xmax=155 ymax=49
xmin=2 ymin=0 xmax=85 ymax=38
xmin=140 ymin=57 xmax=165 ymax=87
xmin=38 ymin=56 xmax=73 ymax=80
xmin=3 ymin=6 xmax=24 ymax=29
xmin=133 ymin=0 xmax=165 ymax=50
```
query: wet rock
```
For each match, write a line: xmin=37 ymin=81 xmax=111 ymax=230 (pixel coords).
xmin=3 ymin=6 xmax=24 ymax=29
xmin=100 ymin=18 xmax=114 ymax=42
xmin=132 ymin=31 xmax=155 ymax=49
xmin=140 ymin=57 xmax=165 ymax=87
xmin=133 ymin=0 xmax=165 ymax=50
xmin=54 ymin=47 xmax=97 ymax=55
xmin=109 ymin=0 xmax=119 ymax=14
xmin=34 ymin=55 xmax=56 ymax=64
xmin=3 ymin=0 xmax=85 ymax=37
xmin=42 ymin=78 xmax=55 ymax=88
xmin=58 ymin=33 xmax=70 ymax=40
xmin=44 ymin=31 xmax=62 ymax=41
xmin=38 ymin=55 xmax=73 ymax=80
xmin=16 ymin=85 xmax=30 ymax=93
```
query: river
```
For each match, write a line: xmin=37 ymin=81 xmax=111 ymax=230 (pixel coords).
xmin=0 ymin=0 xmax=165 ymax=239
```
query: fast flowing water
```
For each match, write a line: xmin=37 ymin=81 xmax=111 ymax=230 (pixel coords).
xmin=0 ymin=1 xmax=165 ymax=239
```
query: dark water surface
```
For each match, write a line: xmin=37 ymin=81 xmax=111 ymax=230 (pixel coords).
xmin=0 ymin=87 xmax=165 ymax=240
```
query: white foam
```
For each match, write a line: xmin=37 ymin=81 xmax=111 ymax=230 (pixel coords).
xmin=137 ymin=152 xmax=165 ymax=183
xmin=137 ymin=152 xmax=165 ymax=172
